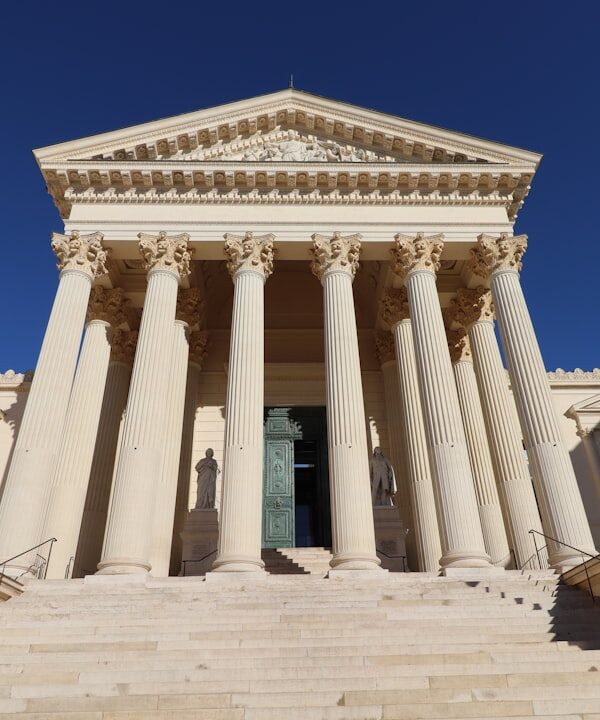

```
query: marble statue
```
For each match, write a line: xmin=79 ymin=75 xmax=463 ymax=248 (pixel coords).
xmin=370 ymin=447 xmax=396 ymax=506
xmin=195 ymin=448 xmax=219 ymax=509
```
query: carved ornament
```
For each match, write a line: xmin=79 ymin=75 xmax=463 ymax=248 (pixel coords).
xmin=51 ymin=231 xmax=108 ymax=279
xmin=390 ymin=233 xmax=444 ymax=281
xmin=111 ymin=329 xmax=138 ymax=365
xmin=374 ymin=330 xmax=396 ymax=365
xmin=447 ymin=328 xmax=472 ymax=364
xmin=86 ymin=287 xmax=128 ymax=326
xmin=138 ymin=231 xmax=191 ymax=278
xmin=450 ymin=287 xmax=494 ymax=329
xmin=470 ymin=233 xmax=528 ymax=279
xmin=176 ymin=288 xmax=204 ymax=329
xmin=547 ymin=368 xmax=600 ymax=382
xmin=379 ymin=286 xmax=410 ymax=328
xmin=223 ymin=232 xmax=274 ymax=279
xmin=310 ymin=232 xmax=361 ymax=282
xmin=189 ymin=331 xmax=209 ymax=367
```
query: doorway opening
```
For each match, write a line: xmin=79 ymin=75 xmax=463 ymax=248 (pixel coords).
xmin=262 ymin=406 xmax=331 ymax=548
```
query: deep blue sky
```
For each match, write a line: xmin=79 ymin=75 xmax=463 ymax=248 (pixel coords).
xmin=1 ymin=2 xmax=598 ymax=372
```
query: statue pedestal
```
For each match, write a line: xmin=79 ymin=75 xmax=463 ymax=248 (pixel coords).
xmin=374 ymin=506 xmax=408 ymax=572
xmin=179 ymin=508 xmax=219 ymax=576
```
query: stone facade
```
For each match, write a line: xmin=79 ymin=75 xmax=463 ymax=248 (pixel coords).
xmin=0 ymin=89 xmax=599 ymax=580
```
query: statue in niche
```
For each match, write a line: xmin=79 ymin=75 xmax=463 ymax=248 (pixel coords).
xmin=195 ymin=448 xmax=219 ymax=509
xmin=370 ymin=447 xmax=396 ymax=506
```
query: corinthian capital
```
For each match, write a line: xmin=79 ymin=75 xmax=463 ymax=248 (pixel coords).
xmin=470 ymin=233 xmax=528 ymax=279
xmin=310 ymin=232 xmax=361 ymax=282
xmin=390 ymin=233 xmax=444 ymax=282
xmin=447 ymin=328 xmax=472 ymax=364
xmin=176 ymin=288 xmax=204 ymax=329
xmin=451 ymin=287 xmax=495 ymax=329
xmin=374 ymin=330 xmax=395 ymax=365
xmin=111 ymin=329 xmax=138 ymax=365
xmin=51 ymin=231 xmax=108 ymax=279
xmin=224 ymin=232 xmax=274 ymax=279
xmin=189 ymin=330 xmax=209 ymax=367
xmin=379 ymin=287 xmax=410 ymax=328
xmin=138 ymin=231 xmax=191 ymax=278
xmin=86 ymin=287 xmax=128 ymax=327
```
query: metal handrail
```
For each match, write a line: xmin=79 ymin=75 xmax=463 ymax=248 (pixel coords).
xmin=520 ymin=544 xmax=549 ymax=572
xmin=0 ymin=538 xmax=57 ymax=581
xmin=528 ymin=529 xmax=598 ymax=604
xmin=376 ymin=548 xmax=408 ymax=573
xmin=181 ymin=549 xmax=217 ymax=577
xmin=64 ymin=556 xmax=75 ymax=580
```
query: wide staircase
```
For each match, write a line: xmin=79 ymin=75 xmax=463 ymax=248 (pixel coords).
xmin=1 ymin=569 xmax=600 ymax=718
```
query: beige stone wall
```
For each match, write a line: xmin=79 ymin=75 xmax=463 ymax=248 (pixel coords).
xmin=0 ymin=377 xmax=30 ymax=506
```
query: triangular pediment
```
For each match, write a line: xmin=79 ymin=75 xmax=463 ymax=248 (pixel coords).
xmin=34 ymin=88 xmax=541 ymax=167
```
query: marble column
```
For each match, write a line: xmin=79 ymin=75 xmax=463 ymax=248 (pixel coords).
xmin=150 ymin=289 xmax=204 ymax=576
xmin=43 ymin=288 xmax=128 ymax=579
xmin=446 ymin=327 xmax=511 ymax=566
xmin=471 ymin=234 xmax=597 ymax=570
xmin=73 ymin=330 xmax=137 ymax=577
xmin=380 ymin=287 xmax=442 ymax=572
xmin=169 ymin=331 xmax=209 ymax=575
xmin=98 ymin=232 xmax=191 ymax=575
xmin=391 ymin=233 xmax=491 ymax=569
xmin=0 ymin=232 xmax=107 ymax=575
xmin=212 ymin=232 xmax=274 ymax=573
xmin=374 ymin=330 xmax=417 ymax=569
xmin=452 ymin=286 xmax=543 ymax=569
xmin=311 ymin=232 xmax=380 ymax=572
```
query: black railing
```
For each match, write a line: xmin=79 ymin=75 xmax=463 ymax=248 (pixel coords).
xmin=0 ymin=538 xmax=57 ymax=582
xmin=528 ymin=529 xmax=598 ymax=604
xmin=181 ymin=549 xmax=217 ymax=577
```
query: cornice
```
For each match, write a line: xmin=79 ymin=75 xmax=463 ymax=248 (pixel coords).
xmin=547 ymin=368 xmax=600 ymax=383
xmin=0 ymin=369 xmax=33 ymax=390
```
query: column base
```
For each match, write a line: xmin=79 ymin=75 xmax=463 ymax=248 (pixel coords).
xmin=211 ymin=553 xmax=265 ymax=573
xmin=96 ymin=557 xmax=151 ymax=575
xmin=440 ymin=549 xmax=492 ymax=569
xmin=330 ymin=552 xmax=382 ymax=572
xmin=550 ymin=548 xmax=597 ymax=574
xmin=442 ymin=567 xmax=505 ymax=579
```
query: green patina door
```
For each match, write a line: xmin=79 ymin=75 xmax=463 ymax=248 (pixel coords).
xmin=262 ymin=408 xmax=301 ymax=548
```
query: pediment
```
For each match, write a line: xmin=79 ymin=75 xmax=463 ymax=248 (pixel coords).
xmin=34 ymin=88 xmax=541 ymax=167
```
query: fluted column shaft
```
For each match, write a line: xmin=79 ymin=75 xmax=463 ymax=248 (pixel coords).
xmin=468 ymin=317 xmax=543 ymax=568
xmin=150 ymin=319 xmax=190 ymax=576
xmin=492 ymin=269 xmax=596 ymax=568
xmin=213 ymin=232 xmax=273 ymax=573
xmin=43 ymin=319 xmax=113 ymax=578
xmin=451 ymin=352 xmax=511 ymax=566
xmin=213 ymin=270 xmax=266 ymax=572
xmin=0 ymin=232 xmax=106 ymax=574
xmin=380 ymin=359 xmax=416 ymax=567
xmin=170 ymin=359 xmax=202 ymax=575
xmin=312 ymin=233 xmax=380 ymax=571
xmin=73 ymin=357 xmax=132 ymax=577
xmin=392 ymin=318 xmax=442 ymax=571
xmin=391 ymin=234 xmax=491 ymax=569
xmin=99 ymin=270 xmax=180 ymax=573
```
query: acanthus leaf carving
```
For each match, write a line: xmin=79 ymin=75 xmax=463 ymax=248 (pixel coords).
xmin=189 ymin=330 xmax=209 ymax=367
xmin=470 ymin=233 xmax=528 ymax=278
xmin=223 ymin=232 xmax=274 ymax=279
xmin=310 ymin=231 xmax=362 ymax=282
xmin=447 ymin=327 xmax=472 ymax=364
xmin=176 ymin=287 xmax=204 ymax=329
xmin=138 ymin=231 xmax=191 ymax=278
xmin=51 ymin=230 xmax=108 ymax=279
xmin=374 ymin=330 xmax=396 ymax=365
xmin=379 ymin=286 xmax=410 ymax=328
xmin=110 ymin=329 xmax=138 ymax=365
xmin=450 ymin=286 xmax=495 ymax=329
xmin=86 ymin=287 xmax=128 ymax=327
xmin=391 ymin=232 xmax=444 ymax=281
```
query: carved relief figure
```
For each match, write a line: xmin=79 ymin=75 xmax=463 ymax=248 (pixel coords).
xmin=370 ymin=447 xmax=396 ymax=506
xmin=195 ymin=448 xmax=219 ymax=509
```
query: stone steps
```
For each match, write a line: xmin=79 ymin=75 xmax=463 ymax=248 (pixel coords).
xmin=1 ymin=569 xmax=600 ymax=717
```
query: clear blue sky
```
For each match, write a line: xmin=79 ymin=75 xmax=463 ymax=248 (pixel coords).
xmin=1 ymin=2 xmax=598 ymax=372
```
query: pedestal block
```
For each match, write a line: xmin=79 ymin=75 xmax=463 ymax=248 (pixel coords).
xmin=180 ymin=509 xmax=219 ymax=576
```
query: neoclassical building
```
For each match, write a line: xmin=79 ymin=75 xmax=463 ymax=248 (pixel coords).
xmin=0 ymin=89 xmax=599 ymax=580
